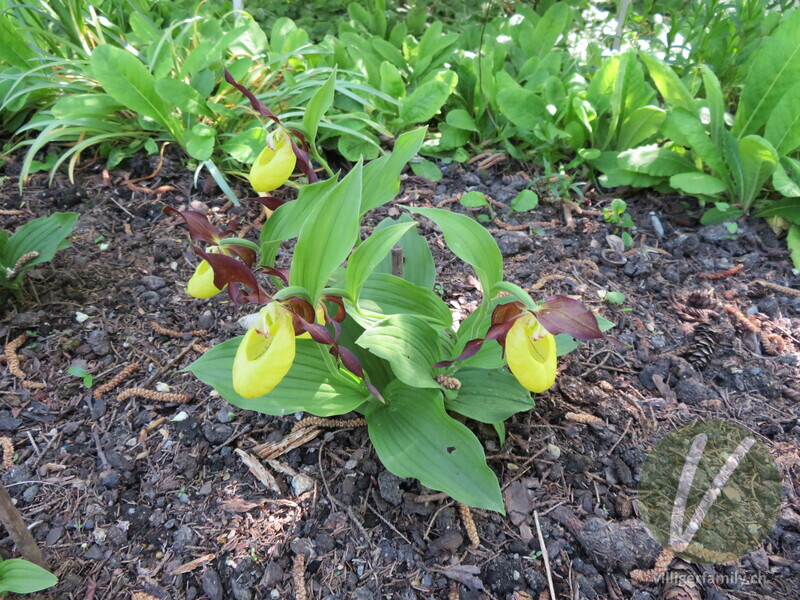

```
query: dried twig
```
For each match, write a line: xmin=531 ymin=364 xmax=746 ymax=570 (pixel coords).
xmin=94 ymin=363 xmax=139 ymax=399
xmin=534 ymin=510 xmax=556 ymax=600
xmin=0 ymin=481 xmax=47 ymax=568
xmin=117 ymin=388 xmax=190 ymax=403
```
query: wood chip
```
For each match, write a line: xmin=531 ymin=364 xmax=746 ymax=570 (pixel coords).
xmin=170 ymin=553 xmax=216 ymax=575
xmin=253 ymin=426 xmax=322 ymax=460
xmin=236 ymin=449 xmax=280 ymax=492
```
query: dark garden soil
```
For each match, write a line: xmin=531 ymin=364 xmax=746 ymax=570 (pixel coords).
xmin=1 ymin=149 xmax=799 ymax=600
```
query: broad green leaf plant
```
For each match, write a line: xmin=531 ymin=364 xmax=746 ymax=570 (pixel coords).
xmin=173 ymin=78 xmax=605 ymax=512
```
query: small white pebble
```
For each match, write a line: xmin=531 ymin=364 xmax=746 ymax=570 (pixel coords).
xmin=171 ymin=411 xmax=189 ymax=422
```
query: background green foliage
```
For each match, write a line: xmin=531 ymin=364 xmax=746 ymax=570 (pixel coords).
xmin=2 ymin=0 xmax=800 ymax=262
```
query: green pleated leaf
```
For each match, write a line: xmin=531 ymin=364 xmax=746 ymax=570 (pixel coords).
xmin=366 ymin=381 xmax=504 ymax=512
xmin=372 ymin=214 xmax=436 ymax=289
xmin=185 ymin=338 xmax=370 ymax=417
xmin=445 ymin=367 xmax=533 ymax=423
xmin=346 ymin=222 xmax=417 ymax=300
xmin=291 ymin=163 xmax=362 ymax=303
xmin=356 ymin=314 xmax=443 ymax=389
xmin=700 ymin=65 xmax=725 ymax=147
xmin=409 ymin=207 xmax=503 ymax=293
xmin=351 ymin=273 xmax=452 ymax=328
xmin=303 ymin=68 xmax=337 ymax=146
xmin=0 ymin=559 xmax=57 ymax=594
xmin=361 ymin=127 xmax=426 ymax=213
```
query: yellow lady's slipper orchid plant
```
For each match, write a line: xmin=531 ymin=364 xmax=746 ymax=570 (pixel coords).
xmin=172 ymin=76 xmax=608 ymax=515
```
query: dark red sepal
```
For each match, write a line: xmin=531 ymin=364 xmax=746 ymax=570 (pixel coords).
xmin=224 ymin=68 xmax=281 ymax=124
xmin=227 ymin=245 xmax=257 ymax=266
xmin=322 ymin=295 xmax=347 ymax=322
xmin=534 ymin=295 xmax=603 ymax=341
xmin=193 ymin=247 xmax=270 ymax=304
xmin=287 ymin=128 xmax=318 ymax=183
xmin=293 ymin=313 xmax=382 ymax=402
xmin=433 ymin=318 xmax=519 ymax=368
xmin=164 ymin=207 xmax=221 ymax=243
xmin=245 ymin=196 xmax=291 ymax=211
xmin=259 ymin=265 xmax=290 ymax=286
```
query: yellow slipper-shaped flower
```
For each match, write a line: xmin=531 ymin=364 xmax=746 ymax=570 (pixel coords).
xmin=187 ymin=247 xmax=227 ymax=299
xmin=232 ymin=303 xmax=296 ymax=399
xmin=505 ymin=312 xmax=557 ymax=393
xmin=249 ymin=128 xmax=296 ymax=193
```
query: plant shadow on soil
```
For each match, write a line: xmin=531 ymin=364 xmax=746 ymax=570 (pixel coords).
xmin=1 ymin=152 xmax=799 ymax=600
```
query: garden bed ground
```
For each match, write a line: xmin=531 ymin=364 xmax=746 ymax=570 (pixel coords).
xmin=1 ymin=150 xmax=799 ymax=600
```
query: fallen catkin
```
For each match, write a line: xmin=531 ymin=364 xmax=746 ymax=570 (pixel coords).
xmin=459 ymin=502 xmax=480 ymax=549
xmin=291 ymin=416 xmax=366 ymax=433
xmin=3 ymin=333 xmax=45 ymax=388
xmin=630 ymin=548 xmax=674 ymax=583
xmin=149 ymin=321 xmax=208 ymax=338
xmin=95 ymin=363 xmax=139 ymax=399
xmin=3 ymin=334 xmax=28 ymax=379
xmin=117 ymin=388 xmax=190 ymax=403
xmin=697 ymin=263 xmax=744 ymax=280
xmin=6 ymin=251 xmax=39 ymax=278
xmin=564 ymin=411 xmax=603 ymax=425
xmin=0 ymin=437 xmax=14 ymax=468
xmin=435 ymin=375 xmax=462 ymax=390
xmin=292 ymin=553 xmax=307 ymax=600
